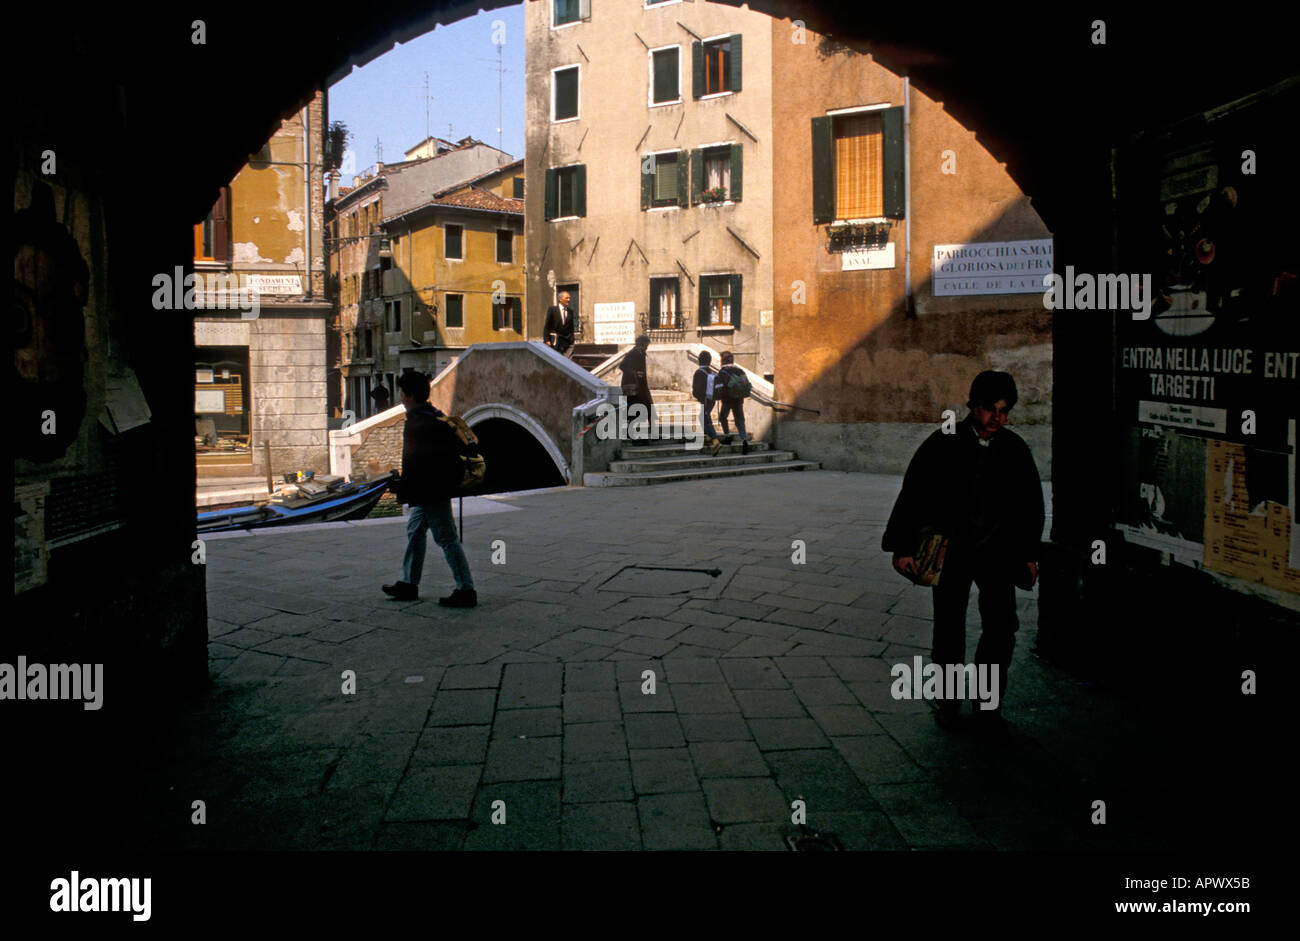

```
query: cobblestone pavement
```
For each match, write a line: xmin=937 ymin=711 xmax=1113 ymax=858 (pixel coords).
xmin=133 ymin=472 xmax=1214 ymax=851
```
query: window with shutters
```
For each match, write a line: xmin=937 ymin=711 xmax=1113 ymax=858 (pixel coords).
xmin=547 ymin=165 xmax=585 ymax=220
xmin=513 ymin=176 xmax=525 ymax=198
xmin=699 ymin=274 xmax=741 ymax=327
xmin=649 ymin=277 xmax=680 ymax=329
xmin=695 ymin=35 xmax=741 ymax=97
xmin=445 ymin=224 xmax=463 ymax=260
xmin=444 ymin=293 xmax=464 ymax=329
xmin=552 ymin=65 xmax=579 ymax=122
xmin=650 ymin=153 xmax=680 ymax=208
xmin=650 ymin=46 xmax=680 ymax=105
xmin=193 ymin=187 xmax=230 ymax=262
xmin=492 ymin=296 xmax=523 ymax=333
xmin=811 ymin=106 xmax=906 ymax=226
xmin=497 ymin=229 xmax=513 ymax=263
xmin=387 ymin=299 xmax=402 ymax=333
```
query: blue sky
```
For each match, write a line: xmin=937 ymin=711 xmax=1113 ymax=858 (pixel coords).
xmin=329 ymin=4 xmax=525 ymax=185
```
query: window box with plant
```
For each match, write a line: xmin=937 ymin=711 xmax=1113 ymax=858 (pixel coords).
xmin=701 ymin=186 xmax=728 ymax=203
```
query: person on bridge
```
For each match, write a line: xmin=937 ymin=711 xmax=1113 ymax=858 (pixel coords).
xmin=620 ymin=335 xmax=654 ymax=438
xmin=692 ymin=350 xmax=723 ymax=456
xmin=383 ymin=371 xmax=477 ymax=607
xmin=544 ymin=290 xmax=577 ymax=358
xmin=716 ymin=351 xmax=750 ymax=455
xmin=882 ymin=370 xmax=1043 ymax=734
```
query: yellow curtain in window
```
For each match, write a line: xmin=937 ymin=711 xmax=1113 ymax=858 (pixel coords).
xmin=834 ymin=113 xmax=883 ymax=219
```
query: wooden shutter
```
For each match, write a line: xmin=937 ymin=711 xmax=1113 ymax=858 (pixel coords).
xmin=729 ymin=144 xmax=743 ymax=202
xmin=544 ymin=168 xmax=557 ymax=220
xmin=728 ymin=34 xmax=742 ymax=92
xmin=649 ymin=281 xmax=660 ymax=329
xmin=698 ymin=280 xmax=708 ymax=327
xmin=692 ymin=41 xmax=704 ymax=99
xmin=574 ymin=165 xmax=587 ymax=217
xmin=213 ymin=187 xmax=230 ymax=262
xmin=641 ymin=156 xmax=653 ymax=210
xmin=577 ymin=0 xmax=591 ymax=20
xmin=678 ymin=151 xmax=690 ymax=207
xmin=882 ymin=105 xmax=906 ymax=219
xmin=811 ymin=116 xmax=835 ymax=224
xmin=512 ymin=298 xmax=522 ymax=334
xmin=729 ymin=274 xmax=742 ymax=328
xmin=692 ymin=147 xmax=704 ymax=204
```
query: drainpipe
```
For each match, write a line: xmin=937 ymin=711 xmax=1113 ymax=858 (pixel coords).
xmin=904 ymin=77 xmax=913 ymax=316
xmin=303 ymin=104 xmax=312 ymax=298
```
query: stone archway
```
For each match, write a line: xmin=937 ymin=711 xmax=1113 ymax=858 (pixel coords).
xmin=462 ymin=402 xmax=570 ymax=484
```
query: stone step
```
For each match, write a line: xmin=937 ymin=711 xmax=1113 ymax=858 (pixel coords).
xmin=609 ymin=450 xmax=799 ymax=474
xmin=619 ymin=440 xmax=772 ymax=459
xmin=584 ymin=460 xmax=821 ymax=488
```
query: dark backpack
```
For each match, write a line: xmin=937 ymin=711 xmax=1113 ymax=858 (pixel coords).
xmin=436 ymin=415 xmax=487 ymax=494
xmin=721 ymin=366 xmax=752 ymax=400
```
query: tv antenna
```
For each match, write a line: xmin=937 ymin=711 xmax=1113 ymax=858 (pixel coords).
xmin=478 ymin=45 xmax=508 ymax=151
xmin=403 ymin=71 xmax=437 ymax=146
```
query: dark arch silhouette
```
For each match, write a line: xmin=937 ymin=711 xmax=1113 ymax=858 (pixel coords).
xmin=471 ymin=416 xmax=566 ymax=494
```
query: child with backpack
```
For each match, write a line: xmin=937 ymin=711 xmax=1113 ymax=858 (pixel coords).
xmin=717 ymin=351 xmax=752 ymax=455
xmin=692 ymin=350 xmax=723 ymax=456
xmin=382 ymin=371 xmax=479 ymax=607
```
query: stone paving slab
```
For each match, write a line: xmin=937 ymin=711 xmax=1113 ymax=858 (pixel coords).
xmin=125 ymin=471 xmax=1218 ymax=852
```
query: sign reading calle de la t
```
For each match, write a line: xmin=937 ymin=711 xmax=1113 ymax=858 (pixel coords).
xmin=932 ymin=238 xmax=1054 ymax=296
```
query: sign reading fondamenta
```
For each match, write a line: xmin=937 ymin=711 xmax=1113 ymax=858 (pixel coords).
xmin=593 ymin=301 xmax=636 ymax=345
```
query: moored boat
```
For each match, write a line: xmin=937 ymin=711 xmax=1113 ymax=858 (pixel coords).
xmin=196 ymin=472 xmax=395 ymax=533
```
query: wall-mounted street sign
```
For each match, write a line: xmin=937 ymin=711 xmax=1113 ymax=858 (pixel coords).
xmin=932 ymin=238 xmax=1054 ymax=296
xmin=243 ymin=274 xmax=302 ymax=295
xmin=842 ymin=242 xmax=896 ymax=271
xmin=594 ymin=301 xmax=636 ymax=345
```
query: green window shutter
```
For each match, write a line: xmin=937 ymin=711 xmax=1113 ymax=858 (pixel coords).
xmin=544 ymin=168 xmax=557 ymax=221
xmin=511 ymin=298 xmax=522 ymax=334
xmin=811 ymin=116 xmax=834 ymax=224
xmin=882 ymin=105 xmax=906 ymax=219
xmin=692 ymin=41 xmax=704 ymax=99
xmin=698 ymin=280 xmax=708 ymax=327
xmin=728 ymin=34 xmax=742 ymax=92
xmin=729 ymin=274 xmax=742 ymax=328
xmin=729 ymin=144 xmax=743 ymax=202
xmin=649 ymin=282 xmax=660 ymax=329
xmin=678 ymin=151 xmax=690 ymax=207
xmin=692 ymin=147 xmax=704 ymax=204
xmin=575 ymin=164 xmax=587 ymax=218
xmin=641 ymin=156 xmax=653 ymax=211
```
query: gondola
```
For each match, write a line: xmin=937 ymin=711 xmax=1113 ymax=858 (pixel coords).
xmin=196 ymin=472 xmax=396 ymax=534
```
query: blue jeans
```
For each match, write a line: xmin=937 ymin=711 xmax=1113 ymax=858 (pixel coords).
xmin=700 ymin=400 xmax=718 ymax=441
xmin=718 ymin=399 xmax=747 ymax=442
xmin=403 ymin=502 xmax=474 ymax=591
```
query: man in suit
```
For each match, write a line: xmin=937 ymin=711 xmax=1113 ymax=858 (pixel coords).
xmin=544 ymin=290 xmax=577 ymax=358
xmin=882 ymin=371 xmax=1043 ymax=733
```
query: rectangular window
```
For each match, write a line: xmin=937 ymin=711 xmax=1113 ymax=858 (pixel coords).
xmin=694 ymin=35 xmax=741 ymax=97
xmin=699 ymin=274 xmax=742 ymax=328
xmin=553 ymin=66 xmax=579 ymax=121
xmin=834 ymin=112 xmax=884 ymax=220
xmin=388 ymin=299 xmax=402 ymax=333
xmin=444 ymin=293 xmax=464 ymax=329
xmin=547 ymin=165 xmax=586 ymax=219
xmin=553 ymin=0 xmax=588 ymax=27
xmin=650 ymin=277 xmax=680 ymax=329
xmin=652 ymin=153 xmax=679 ymax=207
xmin=493 ymin=296 xmax=522 ymax=333
xmin=497 ymin=229 xmax=513 ymax=263
xmin=513 ymin=177 xmax=525 ymax=198
xmin=193 ymin=187 xmax=229 ymax=262
xmin=445 ymin=224 xmax=463 ymax=260
xmin=651 ymin=47 xmax=680 ymax=104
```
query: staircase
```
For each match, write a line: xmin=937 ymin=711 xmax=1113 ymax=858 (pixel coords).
xmin=583 ymin=390 xmax=821 ymax=487
xmin=572 ymin=343 xmax=619 ymax=371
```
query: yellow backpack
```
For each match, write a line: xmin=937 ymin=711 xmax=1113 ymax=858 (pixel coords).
xmin=436 ymin=415 xmax=487 ymax=493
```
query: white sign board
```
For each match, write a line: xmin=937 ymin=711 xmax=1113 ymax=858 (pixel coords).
xmin=932 ymin=238 xmax=1053 ymax=296
xmin=593 ymin=301 xmax=636 ymax=345
xmin=842 ymin=242 xmax=896 ymax=271
xmin=243 ymin=274 xmax=302 ymax=295
xmin=195 ymin=389 xmax=226 ymax=413
xmin=1138 ymin=400 xmax=1228 ymax=434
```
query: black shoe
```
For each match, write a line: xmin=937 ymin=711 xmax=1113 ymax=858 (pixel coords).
xmin=741 ymin=440 xmax=750 ymax=455
xmin=383 ymin=581 xmax=418 ymax=601
xmin=439 ymin=588 xmax=478 ymax=608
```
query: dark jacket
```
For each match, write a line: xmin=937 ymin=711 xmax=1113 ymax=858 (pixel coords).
xmin=543 ymin=304 xmax=576 ymax=349
xmin=395 ymin=402 xmax=460 ymax=506
xmin=882 ymin=416 xmax=1044 ymax=566
xmin=620 ymin=347 xmax=650 ymax=397
xmin=692 ymin=366 xmax=715 ymax=404
xmin=717 ymin=364 xmax=747 ymax=401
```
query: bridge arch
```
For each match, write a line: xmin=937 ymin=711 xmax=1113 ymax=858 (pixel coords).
xmin=462 ymin=402 xmax=570 ymax=484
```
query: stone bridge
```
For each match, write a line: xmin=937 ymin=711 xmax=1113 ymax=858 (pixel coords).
xmin=328 ymin=341 xmax=618 ymax=487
